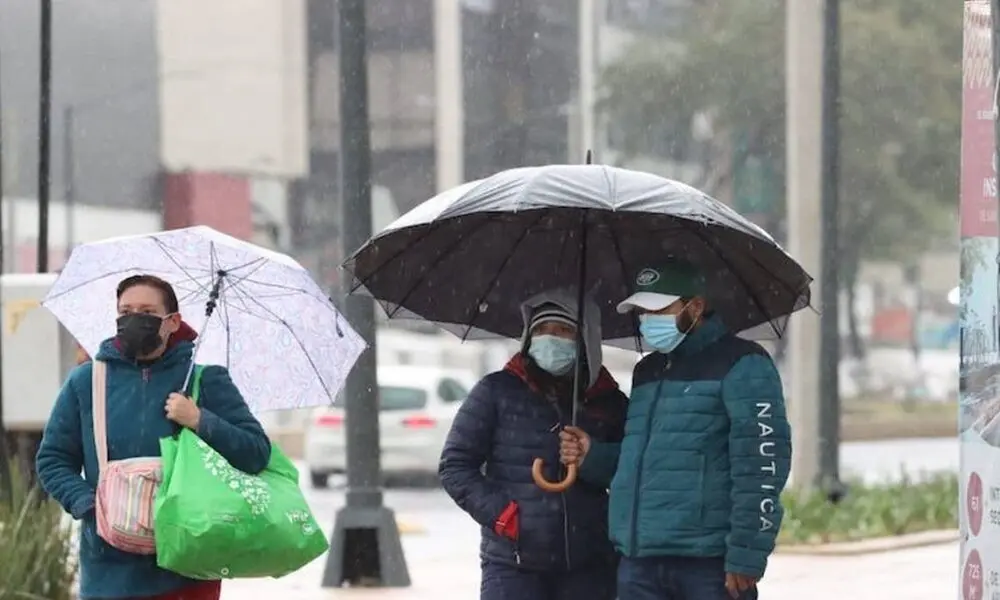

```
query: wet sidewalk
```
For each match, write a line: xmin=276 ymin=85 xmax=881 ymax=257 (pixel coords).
xmin=221 ymin=541 xmax=959 ymax=600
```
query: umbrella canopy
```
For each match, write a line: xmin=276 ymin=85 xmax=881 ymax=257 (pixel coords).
xmin=345 ymin=164 xmax=811 ymax=348
xmin=43 ymin=226 xmax=366 ymax=412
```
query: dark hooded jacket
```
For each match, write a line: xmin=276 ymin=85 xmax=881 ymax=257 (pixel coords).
xmin=439 ymin=290 xmax=628 ymax=571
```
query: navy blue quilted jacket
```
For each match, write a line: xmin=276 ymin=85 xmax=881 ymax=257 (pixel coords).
xmin=439 ymin=355 xmax=627 ymax=572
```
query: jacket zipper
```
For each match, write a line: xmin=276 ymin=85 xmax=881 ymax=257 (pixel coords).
xmin=629 ymin=359 xmax=669 ymax=556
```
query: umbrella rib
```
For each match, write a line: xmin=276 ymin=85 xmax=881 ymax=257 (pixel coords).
xmin=220 ymin=284 xmax=286 ymax=326
xmin=386 ymin=214 xmax=498 ymax=320
xmin=599 ymin=165 xmax=617 ymax=210
xmin=708 ymin=229 xmax=814 ymax=304
xmin=224 ymin=282 xmax=335 ymax=402
xmin=219 ymin=256 xmax=268 ymax=276
xmin=461 ymin=211 xmax=550 ymax=341
xmin=346 ymin=218 xmax=450 ymax=294
xmin=151 ymin=237 xmax=213 ymax=297
xmin=682 ymin=222 xmax=781 ymax=338
xmin=604 ymin=214 xmax=643 ymax=353
xmin=43 ymin=267 xmax=181 ymax=303
xmin=221 ymin=273 xmax=322 ymax=298
xmin=347 ymin=170 xmax=521 ymax=295
xmin=174 ymin=277 xmax=218 ymax=305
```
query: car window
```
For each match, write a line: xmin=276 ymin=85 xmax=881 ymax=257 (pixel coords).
xmin=379 ymin=386 xmax=428 ymax=411
xmin=437 ymin=378 xmax=470 ymax=403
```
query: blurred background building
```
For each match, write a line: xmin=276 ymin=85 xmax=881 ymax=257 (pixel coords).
xmin=0 ymin=0 xmax=306 ymax=267
xmin=0 ymin=0 xmax=959 ymax=411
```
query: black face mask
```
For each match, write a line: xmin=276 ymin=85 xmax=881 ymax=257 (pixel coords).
xmin=116 ymin=313 xmax=165 ymax=359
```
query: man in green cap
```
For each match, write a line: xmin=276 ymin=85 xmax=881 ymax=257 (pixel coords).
xmin=559 ymin=261 xmax=791 ymax=600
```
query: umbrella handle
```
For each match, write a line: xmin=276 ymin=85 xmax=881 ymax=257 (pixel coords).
xmin=531 ymin=458 xmax=577 ymax=493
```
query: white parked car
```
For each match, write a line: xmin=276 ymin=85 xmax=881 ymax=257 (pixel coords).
xmin=304 ymin=366 xmax=477 ymax=488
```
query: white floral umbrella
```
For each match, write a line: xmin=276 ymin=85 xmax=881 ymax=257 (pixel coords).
xmin=43 ymin=226 xmax=366 ymax=412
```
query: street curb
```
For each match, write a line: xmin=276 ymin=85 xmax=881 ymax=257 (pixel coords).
xmin=775 ymin=529 xmax=958 ymax=556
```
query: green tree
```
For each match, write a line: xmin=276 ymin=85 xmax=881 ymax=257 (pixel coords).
xmin=601 ymin=0 xmax=961 ymax=357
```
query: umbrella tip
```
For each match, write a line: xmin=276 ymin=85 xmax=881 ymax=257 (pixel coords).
xmin=585 ymin=149 xmax=594 ymax=165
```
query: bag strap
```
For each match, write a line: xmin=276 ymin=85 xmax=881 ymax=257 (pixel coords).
xmin=169 ymin=365 xmax=206 ymax=439
xmin=93 ymin=363 xmax=207 ymax=453
xmin=191 ymin=364 xmax=205 ymax=405
xmin=91 ymin=360 xmax=109 ymax=472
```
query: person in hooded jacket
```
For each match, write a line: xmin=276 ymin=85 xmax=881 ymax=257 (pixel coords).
xmin=439 ymin=289 xmax=627 ymax=600
xmin=36 ymin=274 xmax=272 ymax=600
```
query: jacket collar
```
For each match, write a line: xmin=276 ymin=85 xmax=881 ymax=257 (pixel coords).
xmin=671 ymin=314 xmax=728 ymax=357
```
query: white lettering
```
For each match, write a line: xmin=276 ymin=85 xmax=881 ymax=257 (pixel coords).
xmin=984 ymin=176 xmax=998 ymax=198
xmin=759 ymin=441 xmax=775 ymax=457
xmin=755 ymin=400 xmax=777 ymax=532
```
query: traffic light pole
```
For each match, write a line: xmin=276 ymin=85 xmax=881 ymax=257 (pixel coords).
xmin=321 ymin=0 xmax=409 ymax=588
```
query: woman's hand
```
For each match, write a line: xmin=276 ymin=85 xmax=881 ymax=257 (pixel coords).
xmin=165 ymin=392 xmax=202 ymax=430
xmin=559 ymin=425 xmax=591 ymax=467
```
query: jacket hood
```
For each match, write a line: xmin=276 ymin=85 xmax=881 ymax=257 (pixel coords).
xmin=520 ymin=288 xmax=603 ymax=388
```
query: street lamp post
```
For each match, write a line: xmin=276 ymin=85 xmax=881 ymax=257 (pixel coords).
xmin=0 ymin=10 xmax=10 ymax=502
xmin=321 ymin=0 xmax=410 ymax=588
xmin=37 ymin=0 xmax=52 ymax=274
xmin=62 ymin=105 xmax=75 ymax=251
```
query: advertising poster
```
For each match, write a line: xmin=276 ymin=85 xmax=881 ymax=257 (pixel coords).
xmin=962 ymin=2 xmax=1000 ymax=600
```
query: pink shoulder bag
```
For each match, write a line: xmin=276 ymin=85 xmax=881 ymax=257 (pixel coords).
xmin=92 ymin=360 xmax=163 ymax=554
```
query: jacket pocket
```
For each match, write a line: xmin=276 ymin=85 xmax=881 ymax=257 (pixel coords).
xmin=640 ymin=448 xmax=707 ymax=532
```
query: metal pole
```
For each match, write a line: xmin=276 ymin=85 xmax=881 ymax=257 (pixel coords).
xmin=817 ymin=0 xmax=842 ymax=496
xmin=37 ymin=0 xmax=52 ymax=273
xmin=0 ymin=15 xmax=11 ymax=500
xmin=322 ymin=0 xmax=409 ymax=588
xmin=62 ymin=105 xmax=75 ymax=250
xmin=785 ymin=0 xmax=823 ymax=488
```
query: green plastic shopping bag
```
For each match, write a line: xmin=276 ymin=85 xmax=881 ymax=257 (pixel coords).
xmin=154 ymin=367 xmax=329 ymax=579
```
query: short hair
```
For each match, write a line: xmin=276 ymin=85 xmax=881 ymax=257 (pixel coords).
xmin=116 ymin=274 xmax=180 ymax=313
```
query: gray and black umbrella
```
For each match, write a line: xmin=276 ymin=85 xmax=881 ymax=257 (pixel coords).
xmin=344 ymin=163 xmax=812 ymax=348
xmin=345 ymin=163 xmax=812 ymax=493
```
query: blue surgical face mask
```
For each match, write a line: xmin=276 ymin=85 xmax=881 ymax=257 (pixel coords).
xmin=639 ymin=314 xmax=687 ymax=354
xmin=528 ymin=334 xmax=578 ymax=376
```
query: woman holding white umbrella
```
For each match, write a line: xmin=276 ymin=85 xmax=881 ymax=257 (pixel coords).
xmin=37 ymin=274 xmax=271 ymax=600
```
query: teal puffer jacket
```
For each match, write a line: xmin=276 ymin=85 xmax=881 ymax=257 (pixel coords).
xmin=580 ymin=316 xmax=792 ymax=578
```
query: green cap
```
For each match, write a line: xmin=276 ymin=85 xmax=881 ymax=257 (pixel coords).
xmin=616 ymin=262 xmax=706 ymax=314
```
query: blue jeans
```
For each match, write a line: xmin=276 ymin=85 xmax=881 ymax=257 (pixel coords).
xmin=617 ymin=556 xmax=758 ymax=600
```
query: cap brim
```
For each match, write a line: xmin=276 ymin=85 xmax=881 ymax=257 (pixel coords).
xmin=616 ymin=292 xmax=681 ymax=314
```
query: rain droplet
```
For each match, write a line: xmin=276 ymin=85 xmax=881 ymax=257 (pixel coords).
xmin=479 ymin=302 xmax=489 ymax=313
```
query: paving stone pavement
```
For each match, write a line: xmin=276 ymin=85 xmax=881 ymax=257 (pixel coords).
xmin=220 ymin=542 xmax=959 ymax=600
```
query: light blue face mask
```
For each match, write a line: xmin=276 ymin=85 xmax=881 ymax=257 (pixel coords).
xmin=639 ymin=313 xmax=687 ymax=354
xmin=528 ymin=334 xmax=578 ymax=376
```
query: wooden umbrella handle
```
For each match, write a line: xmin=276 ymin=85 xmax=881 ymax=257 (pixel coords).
xmin=531 ymin=458 xmax=577 ymax=493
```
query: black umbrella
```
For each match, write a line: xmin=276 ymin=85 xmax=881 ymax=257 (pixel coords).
xmin=344 ymin=163 xmax=812 ymax=490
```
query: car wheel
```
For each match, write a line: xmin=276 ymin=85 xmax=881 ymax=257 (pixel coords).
xmin=310 ymin=471 xmax=330 ymax=489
